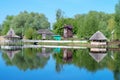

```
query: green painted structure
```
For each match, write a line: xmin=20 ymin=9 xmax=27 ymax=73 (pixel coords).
xmin=53 ymin=35 xmax=61 ymax=40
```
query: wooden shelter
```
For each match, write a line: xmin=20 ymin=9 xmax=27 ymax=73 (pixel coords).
xmin=4 ymin=28 xmax=20 ymax=43
xmin=89 ymin=31 xmax=107 ymax=46
xmin=37 ymin=29 xmax=53 ymax=40
xmin=63 ymin=25 xmax=73 ymax=38
xmin=89 ymin=48 xmax=107 ymax=63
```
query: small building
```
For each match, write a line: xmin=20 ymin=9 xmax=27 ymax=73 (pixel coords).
xmin=89 ymin=31 xmax=107 ymax=46
xmin=37 ymin=29 xmax=53 ymax=40
xmin=89 ymin=48 xmax=107 ymax=63
xmin=4 ymin=28 xmax=20 ymax=43
xmin=63 ymin=25 xmax=73 ymax=38
xmin=52 ymin=35 xmax=61 ymax=40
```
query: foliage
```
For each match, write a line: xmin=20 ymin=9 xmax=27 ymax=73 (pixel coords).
xmin=1 ymin=11 xmax=50 ymax=39
xmin=115 ymin=0 xmax=120 ymax=40
xmin=56 ymin=9 xmax=64 ymax=21
xmin=1 ymin=16 xmax=14 ymax=35
xmin=1 ymin=0 xmax=120 ymax=40
xmin=53 ymin=11 xmax=113 ymax=39
xmin=53 ymin=18 xmax=74 ymax=35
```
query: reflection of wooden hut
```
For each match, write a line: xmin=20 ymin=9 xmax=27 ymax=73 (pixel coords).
xmin=63 ymin=25 xmax=73 ymax=38
xmin=4 ymin=50 xmax=20 ymax=61
xmin=89 ymin=31 xmax=107 ymax=46
xmin=37 ymin=29 xmax=53 ymax=40
xmin=37 ymin=48 xmax=50 ymax=58
xmin=63 ymin=49 xmax=72 ymax=62
xmin=4 ymin=28 xmax=20 ymax=43
xmin=89 ymin=48 xmax=107 ymax=63
xmin=90 ymin=48 xmax=107 ymax=53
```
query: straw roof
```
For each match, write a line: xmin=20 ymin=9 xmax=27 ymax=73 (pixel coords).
xmin=89 ymin=52 xmax=107 ymax=63
xmin=37 ymin=29 xmax=53 ymax=35
xmin=4 ymin=28 xmax=20 ymax=38
xmin=64 ymin=25 xmax=73 ymax=30
xmin=89 ymin=31 xmax=107 ymax=40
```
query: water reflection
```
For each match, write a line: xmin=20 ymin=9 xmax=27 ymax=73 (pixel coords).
xmin=37 ymin=47 xmax=50 ymax=58
xmin=1 ymin=46 xmax=120 ymax=80
xmin=63 ymin=48 xmax=73 ymax=62
xmin=89 ymin=48 xmax=107 ymax=63
xmin=3 ymin=49 xmax=20 ymax=61
xmin=2 ymin=48 xmax=50 ymax=71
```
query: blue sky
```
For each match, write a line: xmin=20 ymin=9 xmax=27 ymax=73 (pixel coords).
xmin=0 ymin=0 xmax=118 ymax=25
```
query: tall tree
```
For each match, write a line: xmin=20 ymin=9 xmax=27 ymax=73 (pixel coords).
xmin=56 ymin=9 xmax=64 ymax=21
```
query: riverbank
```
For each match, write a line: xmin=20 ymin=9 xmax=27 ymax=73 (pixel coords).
xmin=1 ymin=39 xmax=120 ymax=48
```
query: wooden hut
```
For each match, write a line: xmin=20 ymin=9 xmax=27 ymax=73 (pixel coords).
xmin=63 ymin=25 xmax=73 ymax=38
xmin=4 ymin=28 xmax=20 ymax=43
xmin=89 ymin=31 xmax=107 ymax=46
xmin=37 ymin=29 xmax=53 ymax=40
xmin=89 ymin=48 xmax=107 ymax=63
xmin=63 ymin=48 xmax=73 ymax=62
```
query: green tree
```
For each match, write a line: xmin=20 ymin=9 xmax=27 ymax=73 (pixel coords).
xmin=10 ymin=11 xmax=50 ymax=36
xmin=1 ymin=16 xmax=14 ymax=35
xmin=53 ymin=18 xmax=74 ymax=35
xmin=2 ymin=11 xmax=50 ymax=39
xmin=25 ymin=27 xmax=34 ymax=39
xmin=56 ymin=9 xmax=64 ymax=21
xmin=115 ymin=0 xmax=120 ymax=40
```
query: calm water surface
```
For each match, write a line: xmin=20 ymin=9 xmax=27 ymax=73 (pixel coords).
xmin=0 ymin=47 xmax=119 ymax=80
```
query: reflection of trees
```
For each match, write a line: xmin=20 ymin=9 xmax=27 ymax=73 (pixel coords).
xmin=2 ymin=48 xmax=50 ymax=71
xmin=2 ymin=47 xmax=120 ymax=79
xmin=112 ymin=52 xmax=120 ymax=80
xmin=53 ymin=48 xmax=73 ymax=73
xmin=53 ymin=49 xmax=120 ymax=74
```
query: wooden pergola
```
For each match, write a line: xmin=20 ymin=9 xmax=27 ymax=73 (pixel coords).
xmin=89 ymin=31 xmax=107 ymax=46
xmin=4 ymin=28 xmax=20 ymax=42
xmin=37 ymin=29 xmax=53 ymax=40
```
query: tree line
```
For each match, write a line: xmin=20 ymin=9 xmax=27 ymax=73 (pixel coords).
xmin=1 ymin=0 xmax=120 ymax=40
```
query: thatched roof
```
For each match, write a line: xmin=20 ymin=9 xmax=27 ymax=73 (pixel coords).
xmin=37 ymin=29 xmax=53 ymax=35
xmin=4 ymin=28 xmax=20 ymax=38
xmin=89 ymin=53 xmax=107 ymax=63
xmin=89 ymin=31 xmax=107 ymax=40
xmin=59 ymin=25 xmax=73 ymax=30
xmin=64 ymin=25 xmax=73 ymax=30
